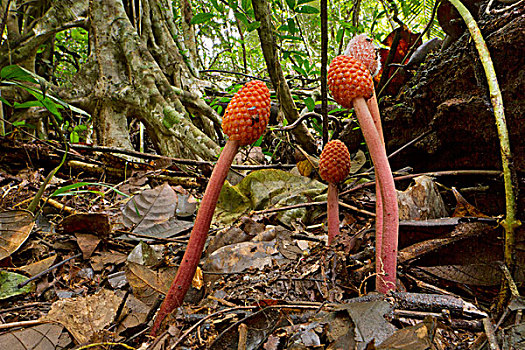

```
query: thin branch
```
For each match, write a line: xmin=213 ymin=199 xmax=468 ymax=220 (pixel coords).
xmin=320 ymin=0 xmax=328 ymax=146
xmin=251 ymin=0 xmax=317 ymax=154
xmin=200 ymin=69 xmax=270 ymax=82
xmin=69 ymin=144 xmax=295 ymax=170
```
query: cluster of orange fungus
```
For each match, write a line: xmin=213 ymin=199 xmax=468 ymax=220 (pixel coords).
xmin=327 ymin=55 xmax=374 ymax=109
xmin=222 ymin=80 xmax=271 ymax=146
xmin=319 ymin=140 xmax=351 ymax=184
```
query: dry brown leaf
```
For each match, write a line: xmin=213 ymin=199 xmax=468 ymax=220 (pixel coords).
xmin=121 ymin=183 xmax=194 ymax=238
xmin=452 ymin=187 xmax=490 ymax=218
xmin=59 ymin=213 xmax=111 ymax=239
xmin=0 ymin=210 xmax=35 ymax=260
xmin=121 ymin=183 xmax=177 ymax=231
xmin=398 ymin=176 xmax=448 ymax=220
xmin=125 ymin=261 xmax=176 ymax=306
xmin=75 ymin=233 xmax=100 ymax=259
xmin=90 ymin=250 xmax=127 ymax=271
xmin=41 ymin=288 xmax=122 ymax=344
xmin=18 ymin=254 xmax=57 ymax=277
xmin=0 ymin=323 xmax=64 ymax=350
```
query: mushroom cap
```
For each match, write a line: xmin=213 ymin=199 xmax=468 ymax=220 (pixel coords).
xmin=319 ymin=140 xmax=352 ymax=184
xmin=222 ymin=80 xmax=271 ymax=146
xmin=344 ymin=34 xmax=381 ymax=77
xmin=328 ymin=55 xmax=374 ymax=109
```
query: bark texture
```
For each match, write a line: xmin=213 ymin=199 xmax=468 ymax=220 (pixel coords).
xmin=1 ymin=0 xmax=221 ymax=160
xmin=382 ymin=7 xmax=524 ymax=176
xmin=252 ymin=0 xmax=317 ymax=154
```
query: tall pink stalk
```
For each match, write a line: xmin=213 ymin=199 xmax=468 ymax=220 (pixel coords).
xmin=328 ymin=54 xmax=399 ymax=293
xmin=151 ymin=81 xmax=271 ymax=336
xmin=345 ymin=35 xmax=389 ymax=287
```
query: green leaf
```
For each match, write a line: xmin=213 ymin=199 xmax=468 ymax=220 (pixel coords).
xmin=292 ymin=65 xmax=307 ymax=77
xmin=241 ymin=0 xmax=252 ymax=12
xmin=24 ymin=89 xmax=63 ymax=120
xmin=295 ymin=5 xmax=319 ymax=13
xmin=287 ymin=18 xmax=297 ymax=34
xmin=74 ymin=124 xmax=88 ymax=131
xmin=190 ymin=13 xmax=215 ymax=24
xmin=246 ymin=21 xmax=260 ymax=32
xmin=285 ymin=0 xmax=295 ymax=10
xmin=0 ymin=65 xmax=39 ymax=83
xmin=228 ymin=0 xmax=237 ymax=10
xmin=13 ymin=100 xmax=43 ymax=109
xmin=70 ymin=131 xmax=80 ymax=143
xmin=304 ymin=97 xmax=315 ymax=112
xmin=336 ymin=28 xmax=344 ymax=43
xmin=297 ymin=0 xmax=315 ymax=5
xmin=277 ymin=24 xmax=289 ymax=32
xmin=210 ymin=0 xmax=224 ymax=12
xmin=0 ymin=96 xmax=12 ymax=106
xmin=234 ymin=12 xmax=249 ymax=26
xmin=0 ymin=271 xmax=35 ymax=300
xmin=40 ymin=98 xmax=62 ymax=119
xmin=51 ymin=182 xmax=129 ymax=198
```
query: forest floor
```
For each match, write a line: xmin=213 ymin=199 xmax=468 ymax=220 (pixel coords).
xmin=0 ymin=133 xmax=522 ymax=350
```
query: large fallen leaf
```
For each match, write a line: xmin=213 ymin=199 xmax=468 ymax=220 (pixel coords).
xmin=121 ymin=183 xmax=193 ymax=238
xmin=0 ymin=270 xmax=35 ymax=299
xmin=216 ymin=169 xmax=326 ymax=226
xmin=204 ymin=241 xmax=285 ymax=275
xmin=377 ymin=317 xmax=438 ymax=350
xmin=397 ymin=175 xmax=448 ymax=220
xmin=0 ymin=323 xmax=64 ymax=350
xmin=418 ymin=263 xmax=501 ymax=286
xmin=126 ymin=261 xmax=175 ymax=306
xmin=59 ymin=213 xmax=110 ymax=238
xmin=117 ymin=292 xmax=150 ymax=332
xmin=18 ymin=254 xmax=57 ymax=277
xmin=340 ymin=300 xmax=397 ymax=347
xmin=41 ymin=288 xmax=122 ymax=344
xmin=0 ymin=210 xmax=34 ymax=260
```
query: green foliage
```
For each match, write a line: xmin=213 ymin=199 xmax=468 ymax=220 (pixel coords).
xmin=51 ymin=182 xmax=129 ymax=198
xmin=188 ymin=0 xmax=444 ymax=90
xmin=0 ymin=65 xmax=91 ymax=140
xmin=53 ymin=28 xmax=89 ymax=83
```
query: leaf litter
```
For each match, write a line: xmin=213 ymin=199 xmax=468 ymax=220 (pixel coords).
xmin=0 ymin=138 xmax=517 ymax=349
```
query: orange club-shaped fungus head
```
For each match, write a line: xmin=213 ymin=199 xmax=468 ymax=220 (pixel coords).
xmin=327 ymin=55 xmax=374 ymax=109
xmin=222 ymin=80 xmax=271 ymax=146
xmin=319 ymin=140 xmax=352 ymax=184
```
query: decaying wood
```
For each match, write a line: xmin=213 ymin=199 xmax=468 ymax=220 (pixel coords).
xmin=379 ymin=6 xmax=524 ymax=216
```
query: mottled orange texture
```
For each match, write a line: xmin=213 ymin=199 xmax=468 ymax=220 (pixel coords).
xmin=327 ymin=55 xmax=374 ymax=109
xmin=222 ymin=80 xmax=271 ymax=146
xmin=319 ymin=140 xmax=351 ymax=184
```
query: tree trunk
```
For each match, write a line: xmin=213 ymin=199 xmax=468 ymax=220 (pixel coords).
xmin=1 ymin=0 xmax=221 ymax=160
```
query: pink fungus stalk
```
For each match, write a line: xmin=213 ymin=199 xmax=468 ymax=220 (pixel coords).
xmin=150 ymin=80 xmax=271 ymax=336
xmin=319 ymin=140 xmax=352 ymax=245
xmin=328 ymin=53 xmax=399 ymax=293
